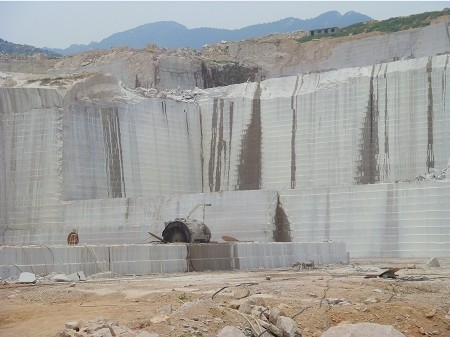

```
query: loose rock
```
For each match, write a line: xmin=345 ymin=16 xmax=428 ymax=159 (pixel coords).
xmin=427 ymin=258 xmax=441 ymax=267
xmin=18 ymin=272 xmax=36 ymax=284
xmin=233 ymin=287 xmax=250 ymax=299
xmin=276 ymin=316 xmax=301 ymax=337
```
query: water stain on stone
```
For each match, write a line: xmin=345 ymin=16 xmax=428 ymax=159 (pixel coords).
xmin=426 ymin=57 xmax=435 ymax=171
xmin=356 ymin=65 xmax=380 ymax=184
xmin=237 ymin=83 xmax=262 ymax=190
xmin=101 ymin=107 xmax=125 ymax=198
xmin=273 ymin=194 xmax=291 ymax=242
xmin=208 ymin=99 xmax=218 ymax=191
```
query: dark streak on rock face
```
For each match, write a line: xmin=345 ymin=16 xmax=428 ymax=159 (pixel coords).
xmin=198 ymin=107 xmax=205 ymax=193
xmin=237 ymin=83 xmax=262 ymax=190
xmin=426 ymin=57 xmax=435 ymax=171
xmin=208 ymin=99 xmax=218 ymax=192
xmin=273 ymin=194 xmax=291 ymax=242
xmin=227 ymin=102 xmax=234 ymax=187
xmin=356 ymin=66 xmax=380 ymax=185
xmin=214 ymin=99 xmax=225 ymax=192
xmin=101 ymin=107 xmax=125 ymax=198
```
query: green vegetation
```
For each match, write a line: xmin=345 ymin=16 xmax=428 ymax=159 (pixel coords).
xmin=297 ymin=8 xmax=450 ymax=43
xmin=177 ymin=292 xmax=192 ymax=302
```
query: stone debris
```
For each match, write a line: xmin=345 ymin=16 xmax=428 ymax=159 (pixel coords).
xmin=57 ymin=317 xmax=163 ymax=337
xmin=427 ymin=258 xmax=441 ymax=267
xmin=18 ymin=272 xmax=36 ymax=284
xmin=321 ymin=323 xmax=406 ymax=337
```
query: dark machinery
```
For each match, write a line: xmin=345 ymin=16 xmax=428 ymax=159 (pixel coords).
xmin=160 ymin=204 xmax=212 ymax=243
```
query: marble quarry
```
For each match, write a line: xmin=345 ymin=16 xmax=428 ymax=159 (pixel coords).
xmin=1 ymin=25 xmax=450 ymax=266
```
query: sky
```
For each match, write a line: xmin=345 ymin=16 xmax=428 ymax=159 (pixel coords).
xmin=0 ymin=1 xmax=448 ymax=49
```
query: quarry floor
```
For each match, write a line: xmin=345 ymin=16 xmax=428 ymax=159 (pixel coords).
xmin=1 ymin=259 xmax=450 ymax=337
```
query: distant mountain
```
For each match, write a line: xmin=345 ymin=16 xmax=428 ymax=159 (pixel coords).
xmin=0 ymin=38 xmax=61 ymax=57
xmin=46 ymin=10 xmax=371 ymax=56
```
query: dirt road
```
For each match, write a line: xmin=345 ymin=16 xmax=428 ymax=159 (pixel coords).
xmin=1 ymin=258 xmax=449 ymax=337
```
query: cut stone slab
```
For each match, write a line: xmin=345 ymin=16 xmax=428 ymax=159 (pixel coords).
xmin=52 ymin=274 xmax=71 ymax=282
xmin=427 ymin=258 xmax=440 ymax=267
xmin=18 ymin=272 xmax=36 ymax=284
xmin=321 ymin=323 xmax=406 ymax=337
xmin=217 ymin=326 xmax=247 ymax=337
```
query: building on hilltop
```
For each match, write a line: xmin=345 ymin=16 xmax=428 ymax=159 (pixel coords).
xmin=309 ymin=27 xmax=340 ymax=36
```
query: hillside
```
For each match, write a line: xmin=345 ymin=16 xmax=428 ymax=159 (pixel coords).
xmin=0 ymin=38 xmax=60 ymax=57
xmin=45 ymin=10 xmax=371 ymax=55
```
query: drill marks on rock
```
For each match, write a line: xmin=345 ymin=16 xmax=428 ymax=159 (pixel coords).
xmin=383 ymin=184 xmax=399 ymax=256
xmin=383 ymin=64 xmax=390 ymax=180
xmin=356 ymin=65 xmax=380 ymax=185
xmin=290 ymin=76 xmax=302 ymax=189
xmin=426 ymin=57 xmax=435 ymax=171
xmin=101 ymin=107 xmax=125 ymax=198
xmin=237 ymin=83 xmax=262 ymax=190
xmin=214 ymin=99 xmax=225 ymax=192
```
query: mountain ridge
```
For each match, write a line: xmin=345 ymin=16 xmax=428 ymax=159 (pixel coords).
xmin=45 ymin=10 xmax=371 ymax=55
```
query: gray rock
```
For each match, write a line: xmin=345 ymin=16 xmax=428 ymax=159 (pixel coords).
xmin=276 ymin=316 xmax=301 ymax=337
xmin=233 ymin=287 xmax=250 ymax=299
xmin=269 ymin=306 xmax=286 ymax=325
xmin=53 ymin=274 xmax=71 ymax=282
xmin=217 ymin=326 xmax=247 ymax=337
xmin=18 ymin=272 xmax=36 ymax=284
xmin=237 ymin=299 xmax=255 ymax=314
xmin=427 ymin=257 xmax=440 ymax=267
xmin=321 ymin=323 xmax=406 ymax=337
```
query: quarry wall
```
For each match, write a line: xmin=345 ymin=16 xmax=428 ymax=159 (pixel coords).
xmin=1 ymin=53 xmax=449 ymax=257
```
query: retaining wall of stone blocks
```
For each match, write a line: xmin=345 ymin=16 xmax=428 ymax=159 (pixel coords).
xmin=0 ymin=241 xmax=348 ymax=279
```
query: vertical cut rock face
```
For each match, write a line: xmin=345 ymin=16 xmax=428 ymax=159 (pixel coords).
xmin=1 ymin=54 xmax=450 ymax=257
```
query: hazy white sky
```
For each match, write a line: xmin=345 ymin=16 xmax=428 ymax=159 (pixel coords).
xmin=0 ymin=1 xmax=448 ymax=49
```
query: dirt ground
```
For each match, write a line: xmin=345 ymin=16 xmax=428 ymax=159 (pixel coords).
xmin=1 ymin=258 xmax=449 ymax=337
